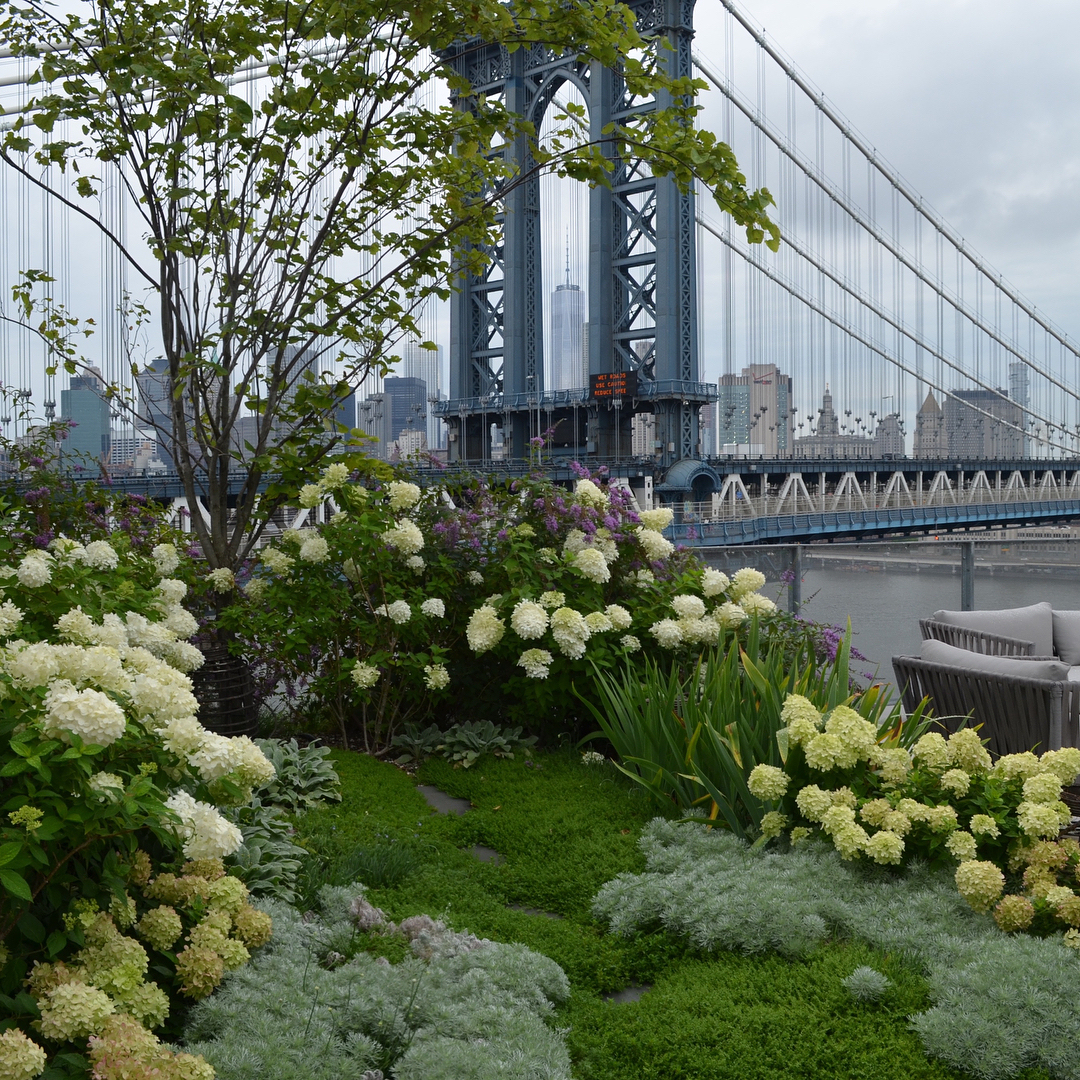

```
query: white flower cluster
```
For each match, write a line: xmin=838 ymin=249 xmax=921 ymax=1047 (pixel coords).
xmin=636 ymin=527 xmax=674 ymax=562
xmin=16 ymin=551 xmax=53 ymax=588
xmin=511 ymin=600 xmax=549 ymax=640
xmin=352 ymin=662 xmax=380 ymax=689
xmin=0 ymin=599 xmax=23 ymax=638
xmin=387 ymin=481 xmax=422 ymax=511
xmin=424 ymin=664 xmax=450 ymax=690
xmin=82 ymin=540 xmax=119 ymax=571
xmin=574 ymin=479 xmax=608 ymax=509
xmin=383 ymin=519 xmax=424 ymax=556
xmin=466 ymin=605 xmax=505 ymax=653
xmin=374 ymin=600 xmax=411 ymax=624
xmin=517 ymin=648 xmax=553 ymax=678
xmin=299 ymin=535 xmax=330 ymax=563
xmin=260 ymin=548 xmax=294 ymax=576
xmin=574 ymin=546 xmax=610 ymax=583
xmin=152 ymin=544 xmax=180 ymax=575
xmin=420 ymin=598 xmax=445 ymax=618
xmin=207 ymin=568 xmax=235 ymax=592
xmin=639 ymin=508 xmax=674 ymax=531
xmin=42 ymin=681 xmax=127 ymax=747
xmin=164 ymin=791 xmax=243 ymax=860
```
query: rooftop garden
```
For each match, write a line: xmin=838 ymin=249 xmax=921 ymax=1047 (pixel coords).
xmin=0 ymin=453 xmax=1077 ymax=1080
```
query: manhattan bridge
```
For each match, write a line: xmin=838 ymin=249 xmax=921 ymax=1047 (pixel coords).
xmin=1 ymin=0 xmax=1079 ymax=547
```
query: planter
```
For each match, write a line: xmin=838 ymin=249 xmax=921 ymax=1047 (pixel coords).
xmin=191 ymin=639 xmax=258 ymax=737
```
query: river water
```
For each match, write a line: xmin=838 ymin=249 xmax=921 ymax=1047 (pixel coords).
xmin=791 ymin=567 xmax=1080 ymax=687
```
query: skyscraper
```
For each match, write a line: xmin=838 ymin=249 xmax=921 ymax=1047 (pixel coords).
xmin=716 ymin=363 xmax=793 ymax=456
xmin=399 ymin=341 xmax=444 ymax=449
xmin=550 ymin=252 xmax=585 ymax=391
xmin=61 ymin=366 xmax=110 ymax=469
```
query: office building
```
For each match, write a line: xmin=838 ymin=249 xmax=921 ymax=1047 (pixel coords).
xmin=716 ymin=363 xmax=793 ymax=457
xmin=550 ymin=268 xmax=585 ymax=391
xmin=944 ymin=388 xmax=1023 ymax=458
xmin=61 ymin=366 xmax=110 ymax=468
xmin=914 ymin=391 xmax=946 ymax=458
xmin=399 ymin=341 xmax=445 ymax=449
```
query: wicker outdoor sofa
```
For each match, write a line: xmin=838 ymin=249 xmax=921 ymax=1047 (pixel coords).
xmin=892 ymin=602 xmax=1080 ymax=759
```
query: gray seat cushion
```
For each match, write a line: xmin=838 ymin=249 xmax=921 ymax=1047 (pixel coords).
xmin=920 ymin=638 xmax=1069 ymax=681
xmin=932 ymin=602 xmax=1054 ymax=658
xmin=1054 ymin=610 xmax=1080 ymax=666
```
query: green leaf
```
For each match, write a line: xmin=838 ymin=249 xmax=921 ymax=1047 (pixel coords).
xmin=17 ymin=912 xmax=45 ymax=943
xmin=46 ymin=930 xmax=68 ymax=957
xmin=0 ymin=841 xmax=22 ymax=867
xmin=1 ymin=868 xmax=33 ymax=901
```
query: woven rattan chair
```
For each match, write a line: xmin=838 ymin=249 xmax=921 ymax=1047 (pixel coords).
xmin=918 ymin=619 xmax=1035 ymax=657
xmin=892 ymin=656 xmax=1079 ymax=756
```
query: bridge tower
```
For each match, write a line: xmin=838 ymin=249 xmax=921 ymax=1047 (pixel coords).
xmin=438 ymin=0 xmax=716 ymax=484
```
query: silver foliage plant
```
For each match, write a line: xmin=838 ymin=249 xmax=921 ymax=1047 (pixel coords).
xmin=593 ymin=819 xmax=1080 ymax=1080
xmin=182 ymin=886 xmax=572 ymax=1080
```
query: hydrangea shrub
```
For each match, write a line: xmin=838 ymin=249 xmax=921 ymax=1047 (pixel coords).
xmin=222 ymin=464 xmax=813 ymax=748
xmin=747 ymin=692 xmax=1080 ymax=937
xmin=0 ymin=534 xmax=277 ymax=1078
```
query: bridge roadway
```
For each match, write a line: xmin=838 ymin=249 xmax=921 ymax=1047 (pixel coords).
xmin=26 ymin=457 xmax=1080 ymax=546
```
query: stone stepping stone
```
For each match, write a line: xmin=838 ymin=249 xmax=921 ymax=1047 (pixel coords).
xmin=507 ymin=904 xmax=563 ymax=920
xmin=470 ymin=844 xmax=505 ymax=865
xmin=417 ymin=784 xmax=471 ymax=816
xmin=603 ymin=984 xmax=652 ymax=1004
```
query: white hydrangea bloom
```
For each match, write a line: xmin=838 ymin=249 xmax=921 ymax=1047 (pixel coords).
xmin=539 ymin=591 xmax=565 ymax=610
xmin=730 ymin=567 xmax=766 ymax=598
xmin=299 ymin=535 xmax=330 ymax=563
xmin=244 ymin=578 xmax=268 ymax=602
xmin=679 ymin=617 xmax=721 ymax=645
xmin=420 ymin=598 xmax=445 ymax=618
xmin=550 ymin=607 xmax=591 ymax=659
xmin=621 ymin=634 xmax=641 ymax=652
xmin=165 ymin=792 xmax=243 ymax=860
xmin=124 ymin=613 xmax=178 ymax=657
xmin=163 ymin=605 xmax=199 ymax=639
xmin=352 ymin=662 xmax=380 ymax=689
xmin=152 ymin=543 xmax=180 ymax=575
xmin=562 ymin=529 xmax=588 ymax=557
xmin=584 ymin=611 xmax=613 ymax=634
xmin=55 ymin=607 xmax=96 ymax=644
xmin=55 ymin=645 xmax=129 ymax=695
xmin=636 ymin=528 xmax=674 ymax=561
xmin=88 ymin=772 xmax=125 ymax=800
xmin=517 ymin=648 xmax=553 ymax=678
xmin=387 ymin=481 xmax=422 ymax=510
xmin=605 ymin=604 xmax=632 ymax=630
xmin=0 ymin=600 xmax=23 ymax=638
xmin=701 ymin=568 xmax=730 ymax=598
xmin=160 ymin=715 xmax=207 ymax=757
xmin=231 ymin=736 xmax=276 ymax=787
xmin=81 ymin=541 xmax=119 ymax=571
xmin=320 ymin=461 xmax=350 ymax=489
xmin=374 ymin=600 xmax=411 ymax=624
xmin=741 ymin=592 xmax=778 ymax=617
xmin=383 ymin=520 xmax=424 ymax=555
xmin=156 ymin=578 xmax=188 ymax=605
xmin=406 ymin=555 xmax=425 ymax=573
xmin=650 ymin=619 xmax=683 ymax=649
xmin=207 ymin=567 xmax=236 ymax=592
xmin=42 ymin=680 xmax=127 ymax=747
xmin=49 ymin=536 xmax=86 ymax=561
xmin=298 ymin=483 xmax=323 ymax=509
xmin=424 ymin=664 xmax=450 ymax=690
xmin=94 ymin=614 xmax=128 ymax=651
xmin=0 ymin=1026 xmax=47 ymax=1080
xmin=7 ymin=642 xmax=61 ymax=688
xmin=260 ymin=548 xmax=294 ymax=575
xmin=165 ymin=641 xmax=205 ymax=673
xmin=16 ymin=552 xmax=52 ymax=588
xmin=467 ymin=570 xmax=484 ymax=585
xmin=671 ymin=595 xmax=706 ymax=620
xmin=574 ymin=547 xmax=610 ymax=584
xmin=466 ymin=606 xmax=505 ymax=653
xmin=714 ymin=602 xmax=747 ymax=628
xmin=511 ymin=600 xmax=549 ymax=640
xmin=639 ymin=507 xmax=674 ymax=531
xmin=574 ymin=479 xmax=608 ymax=509
xmin=128 ymin=662 xmax=199 ymax=723
xmin=187 ymin=733 xmax=238 ymax=782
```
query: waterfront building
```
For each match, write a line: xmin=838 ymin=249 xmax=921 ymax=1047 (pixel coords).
xmin=792 ymin=386 xmax=875 ymax=459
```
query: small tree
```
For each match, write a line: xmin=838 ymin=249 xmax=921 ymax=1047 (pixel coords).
xmin=0 ymin=0 xmax=778 ymax=569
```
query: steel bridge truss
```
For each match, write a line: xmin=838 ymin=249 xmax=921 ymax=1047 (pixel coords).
xmin=438 ymin=0 xmax=705 ymax=469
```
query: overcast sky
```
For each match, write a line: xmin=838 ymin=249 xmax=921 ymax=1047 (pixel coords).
xmin=693 ymin=0 xmax=1080 ymax=336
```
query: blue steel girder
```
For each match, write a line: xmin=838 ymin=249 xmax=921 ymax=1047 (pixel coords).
xmin=443 ymin=0 xmax=701 ymax=472
xmin=671 ymin=499 xmax=1080 ymax=547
